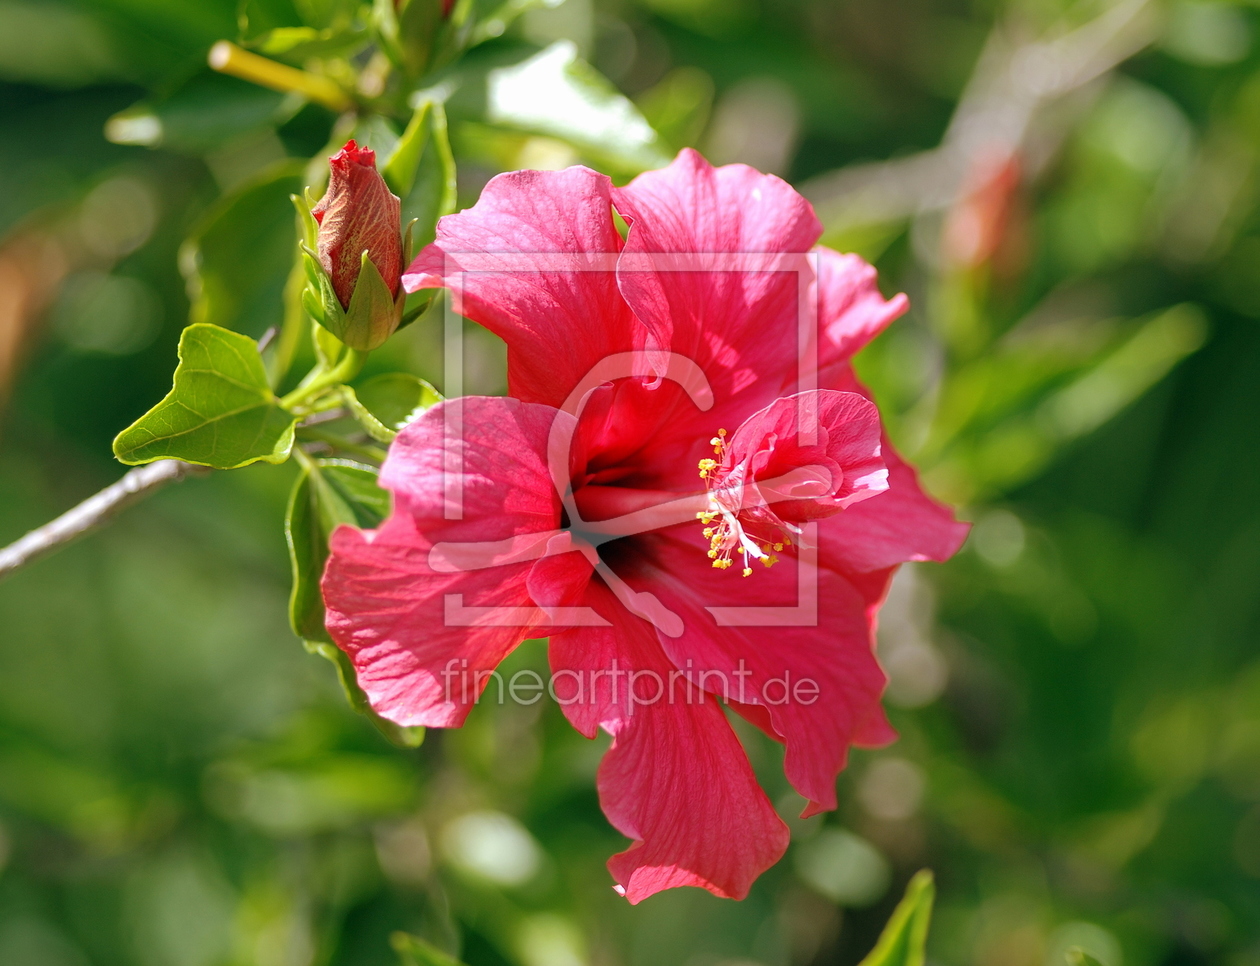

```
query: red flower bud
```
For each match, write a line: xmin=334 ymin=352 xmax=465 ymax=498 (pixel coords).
xmin=312 ymin=140 xmax=402 ymax=310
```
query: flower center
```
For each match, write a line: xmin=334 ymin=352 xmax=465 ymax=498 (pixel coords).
xmin=695 ymin=429 xmax=793 ymax=577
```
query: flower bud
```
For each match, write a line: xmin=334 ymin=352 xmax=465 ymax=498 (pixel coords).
xmin=312 ymin=140 xmax=402 ymax=310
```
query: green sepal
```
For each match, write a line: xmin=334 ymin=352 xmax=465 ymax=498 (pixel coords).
xmin=301 ymin=286 xmax=325 ymax=325
xmin=391 ymin=932 xmax=466 ymax=966
xmin=340 ymin=252 xmax=404 ymax=351
xmin=857 ymin=869 xmax=935 ymax=966
xmin=113 ymin=323 xmax=297 ymax=469
xmin=320 ymin=278 xmax=347 ymax=334
xmin=293 ymin=192 xmax=319 ymax=250
xmin=343 ymin=373 xmax=442 ymax=442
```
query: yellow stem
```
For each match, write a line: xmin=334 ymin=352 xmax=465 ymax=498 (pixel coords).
xmin=208 ymin=41 xmax=353 ymax=113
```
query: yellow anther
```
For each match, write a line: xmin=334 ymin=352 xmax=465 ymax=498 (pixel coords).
xmin=697 ymin=458 xmax=717 ymax=474
xmin=773 ymin=543 xmax=784 ymax=552
xmin=742 ymin=567 xmax=753 ymax=577
xmin=707 ymin=549 xmax=718 ymax=559
xmin=717 ymin=428 xmax=727 ymax=437
xmin=702 ymin=528 xmax=714 ymax=538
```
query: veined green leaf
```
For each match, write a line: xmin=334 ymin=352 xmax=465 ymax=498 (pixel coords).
xmin=857 ymin=869 xmax=935 ymax=966
xmin=113 ymin=323 xmax=296 ymax=468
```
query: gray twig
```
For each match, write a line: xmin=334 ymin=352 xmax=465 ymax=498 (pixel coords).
xmin=800 ymin=0 xmax=1159 ymax=232
xmin=0 ymin=460 xmax=205 ymax=582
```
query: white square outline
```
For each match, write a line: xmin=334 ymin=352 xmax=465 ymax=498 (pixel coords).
xmin=437 ymin=250 xmax=822 ymax=631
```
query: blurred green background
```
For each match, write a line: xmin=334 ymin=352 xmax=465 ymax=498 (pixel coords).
xmin=1 ymin=0 xmax=1259 ymax=964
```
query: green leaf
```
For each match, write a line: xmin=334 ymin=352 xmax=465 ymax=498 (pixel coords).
xmin=467 ymin=0 xmax=564 ymax=46
xmin=286 ymin=459 xmax=381 ymax=643
xmin=399 ymin=99 xmax=457 ymax=252
xmin=382 ymin=101 xmax=432 ymax=197
xmin=391 ymin=933 xmax=466 ymax=966
xmin=857 ymin=869 xmax=935 ymax=966
xmin=344 ymin=373 xmax=441 ymax=442
xmin=923 ymin=303 xmax=1208 ymax=501
xmin=285 ymin=459 xmax=423 ymax=748
xmin=105 ymin=70 xmax=291 ymax=154
xmin=1066 ymin=949 xmax=1106 ymax=966
xmin=485 ymin=41 xmax=670 ymax=174
xmin=113 ymin=323 xmax=297 ymax=468
xmin=181 ymin=160 xmax=306 ymax=337
xmin=395 ymin=0 xmax=445 ymax=77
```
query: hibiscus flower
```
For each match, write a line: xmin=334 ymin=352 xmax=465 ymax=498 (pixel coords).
xmin=322 ymin=149 xmax=968 ymax=903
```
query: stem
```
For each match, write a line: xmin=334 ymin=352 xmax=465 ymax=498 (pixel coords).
xmin=269 ymin=259 xmax=309 ymax=389
xmin=298 ymin=429 xmax=388 ymax=463
xmin=280 ymin=348 xmax=369 ymax=412
xmin=0 ymin=461 xmax=206 ymax=583
xmin=208 ymin=41 xmax=354 ymax=113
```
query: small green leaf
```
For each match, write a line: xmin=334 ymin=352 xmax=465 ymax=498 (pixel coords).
xmin=857 ymin=869 xmax=935 ymax=966
xmin=382 ymin=100 xmax=432 ymax=197
xmin=1066 ymin=948 xmax=1105 ymax=966
xmin=344 ymin=373 xmax=441 ymax=442
xmin=285 ymin=459 xmax=422 ymax=748
xmin=391 ymin=932 xmax=466 ymax=966
xmin=181 ymin=161 xmax=306 ymax=337
xmin=287 ymin=458 xmax=388 ymax=641
xmin=113 ymin=323 xmax=296 ymax=468
xmin=486 ymin=41 xmax=670 ymax=174
xmin=399 ymin=99 xmax=457 ymax=252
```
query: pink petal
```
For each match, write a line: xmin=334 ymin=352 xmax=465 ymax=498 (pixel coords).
xmin=821 ymin=444 xmax=971 ymax=573
xmin=816 ymin=368 xmax=971 ymax=573
xmin=610 ymin=150 xmax=822 ymax=448
xmin=637 ymin=527 xmax=892 ymax=815
xmin=719 ymin=390 xmax=888 ymax=521
xmin=322 ymin=397 xmax=572 ymax=726
xmin=809 ymin=246 xmax=909 ymax=389
xmin=549 ymin=581 xmax=789 ymax=902
xmin=402 ymin=166 xmax=641 ymax=408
